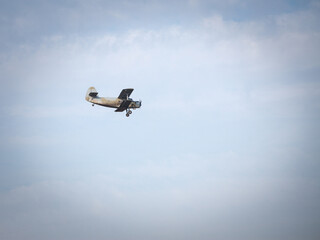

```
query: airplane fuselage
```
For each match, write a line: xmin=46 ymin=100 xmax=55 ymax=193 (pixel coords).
xmin=87 ymin=97 xmax=141 ymax=109
xmin=87 ymin=96 xmax=121 ymax=108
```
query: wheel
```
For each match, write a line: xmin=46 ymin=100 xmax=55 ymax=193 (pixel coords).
xmin=126 ymin=113 xmax=130 ymax=117
xmin=92 ymin=104 xmax=94 ymax=106
xmin=128 ymin=110 xmax=132 ymax=114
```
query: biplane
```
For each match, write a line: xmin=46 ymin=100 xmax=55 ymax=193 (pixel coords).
xmin=85 ymin=87 xmax=141 ymax=117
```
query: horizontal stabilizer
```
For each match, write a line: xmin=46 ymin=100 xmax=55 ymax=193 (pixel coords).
xmin=89 ymin=92 xmax=98 ymax=97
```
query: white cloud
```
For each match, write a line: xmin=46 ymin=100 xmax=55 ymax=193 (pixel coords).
xmin=1 ymin=6 xmax=319 ymax=125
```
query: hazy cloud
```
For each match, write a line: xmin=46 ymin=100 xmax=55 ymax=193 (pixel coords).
xmin=0 ymin=1 xmax=320 ymax=240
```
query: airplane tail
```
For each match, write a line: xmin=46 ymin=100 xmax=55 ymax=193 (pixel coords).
xmin=85 ymin=86 xmax=98 ymax=101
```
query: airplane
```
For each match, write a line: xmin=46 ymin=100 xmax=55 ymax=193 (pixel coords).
xmin=85 ymin=87 xmax=141 ymax=117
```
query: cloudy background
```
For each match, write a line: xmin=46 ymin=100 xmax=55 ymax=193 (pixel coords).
xmin=1 ymin=0 xmax=320 ymax=239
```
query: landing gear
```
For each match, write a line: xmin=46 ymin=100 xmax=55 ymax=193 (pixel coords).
xmin=126 ymin=109 xmax=132 ymax=117
xmin=92 ymin=103 xmax=94 ymax=106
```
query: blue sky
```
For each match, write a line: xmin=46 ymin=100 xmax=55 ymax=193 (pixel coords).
xmin=1 ymin=1 xmax=320 ymax=239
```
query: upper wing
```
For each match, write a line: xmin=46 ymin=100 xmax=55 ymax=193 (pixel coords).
xmin=118 ymin=88 xmax=134 ymax=100
xmin=115 ymin=100 xmax=132 ymax=112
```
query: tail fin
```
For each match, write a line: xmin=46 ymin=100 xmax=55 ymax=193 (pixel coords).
xmin=85 ymin=87 xmax=98 ymax=101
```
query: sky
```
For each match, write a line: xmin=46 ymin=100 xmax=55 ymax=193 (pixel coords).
xmin=0 ymin=0 xmax=320 ymax=239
